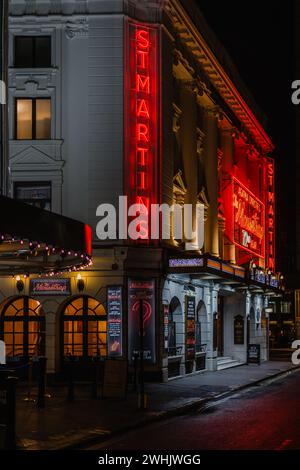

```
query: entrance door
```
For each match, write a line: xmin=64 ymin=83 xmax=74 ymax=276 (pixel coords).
xmin=217 ymin=296 xmax=224 ymax=356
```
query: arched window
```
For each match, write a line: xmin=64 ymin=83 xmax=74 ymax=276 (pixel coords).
xmin=61 ymin=296 xmax=107 ymax=359
xmin=0 ymin=296 xmax=45 ymax=359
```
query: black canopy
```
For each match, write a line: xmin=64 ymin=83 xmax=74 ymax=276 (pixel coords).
xmin=0 ymin=196 xmax=92 ymax=275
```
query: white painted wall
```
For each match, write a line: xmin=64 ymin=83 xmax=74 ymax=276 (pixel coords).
xmin=9 ymin=11 xmax=124 ymax=243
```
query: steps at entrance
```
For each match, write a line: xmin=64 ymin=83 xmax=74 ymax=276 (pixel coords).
xmin=217 ymin=356 xmax=241 ymax=371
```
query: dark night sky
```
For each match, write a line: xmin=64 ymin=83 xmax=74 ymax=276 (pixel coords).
xmin=196 ymin=0 xmax=295 ymax=273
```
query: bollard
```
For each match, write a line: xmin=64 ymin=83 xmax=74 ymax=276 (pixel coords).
xmin=0 ymin=424 xmax=6 ymax=450
xmin=0 ymin=376 xmax=18 ymax=450
xmin=133 ymin=352 xmax=139 ymax=391
xmin=67 ymin=356 xmax=75 ymax=402
xmin=91 ymin=357 xmax=100 ymax=399
xmin=36 ymin=357 xmax=47 ymax=408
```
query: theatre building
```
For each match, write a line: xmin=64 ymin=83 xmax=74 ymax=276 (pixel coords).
xmin=2 ymin=0 xmax=283 ymax=381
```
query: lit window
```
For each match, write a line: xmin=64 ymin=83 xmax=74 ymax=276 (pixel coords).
xmin=14 ymin=36 xmax=51 ymax=68
xmin=16 ymin=98 xmax=51 ymax=140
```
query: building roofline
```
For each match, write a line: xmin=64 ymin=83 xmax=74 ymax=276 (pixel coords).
xmin=169 ymin=0 xmax=274 ymax=153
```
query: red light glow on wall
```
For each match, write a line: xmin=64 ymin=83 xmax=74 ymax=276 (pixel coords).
xmin=223 ymin=177 xmax=265 ymax=259
xmin=124 ymin=21 xmax=160 ymax=241
xmin=266 ymin=158 xmax=275 ymax=270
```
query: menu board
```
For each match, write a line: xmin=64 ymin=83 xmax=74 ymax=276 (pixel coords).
xmin=234 ymin=315 xmax=245 ymax=345
xmin=247 ymin=344 xmax=261 ymax=364
xmin=102 ymin=359 xmax=127 ymax=399
xmin=185 ymin=296 xmax=196 ymax=361
xmin=107 ymin=286 xmax=123 ymax=357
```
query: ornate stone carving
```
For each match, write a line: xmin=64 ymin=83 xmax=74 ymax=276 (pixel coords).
xmin=173 ymin=169 xmax=187 ymax=206
xmin=173 ymin=103 xmax=182 ymax=133
xmin=24 ymin=80 xmax=39 ymax=94
xmin=217 ymin=148 xmax=223 ymax=173
xmin=65 ymin=18 xmax=88 ymax=39
xmin=196 ymin=127 xmax=205 ymax=157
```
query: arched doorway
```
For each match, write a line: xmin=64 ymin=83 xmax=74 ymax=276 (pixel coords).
xmin=60 ymin=295 xmax=107 ymax=374
xmin=196 ymin=300 xmax=208 ymax=353
xmin=168 ymin=297 xmax=183 ymax=357
xmin=0 ymin=296 xmax=45 ymax=366
xmin=168 ymin=297 xmax=184 ymax=378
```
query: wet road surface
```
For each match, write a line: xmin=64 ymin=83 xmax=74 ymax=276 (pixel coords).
xmin=88 ymin=370 xmax=300 ymax=450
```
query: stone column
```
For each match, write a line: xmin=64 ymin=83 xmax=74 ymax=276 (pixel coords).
xmin=206 ymin=284 xmax=219 ymax=371
xmin=204 ymin=107 xmax=219 ymax=257
xmin=220 ymin=127 xmax=236 ymax=264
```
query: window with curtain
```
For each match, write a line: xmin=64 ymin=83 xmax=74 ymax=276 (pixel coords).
xmin=16 ymin=98 xmax=51 ymax=140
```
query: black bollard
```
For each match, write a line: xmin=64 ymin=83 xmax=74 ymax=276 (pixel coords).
xmin=91 ymin=357 xmax=99 ymax=399
xmin=0 ymin=375 xmax=18 ymax=450
xmin=36 ymin=357 xmax=47 ymax=408
xmin=133 ymin=351 xmax=139 ymax=391
xmin=67 ymin=356 xmax=75 ymax=402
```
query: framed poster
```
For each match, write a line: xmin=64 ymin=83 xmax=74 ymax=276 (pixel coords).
xmin=128 ymin=279 xmax=156 ymax=364
xmin=234 ymin=315 xmax=245 ymax=345
xmin=185 ymin=296 xmax=196 ymax=361
xmin=163 ymin=304 xmax=169 ymax=352
xmin=107 ymin=286 xmax=123 ymax=357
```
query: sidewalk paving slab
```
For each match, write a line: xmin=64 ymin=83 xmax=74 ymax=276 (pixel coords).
xmin=15 ymin=361 xmax=300 ymax=450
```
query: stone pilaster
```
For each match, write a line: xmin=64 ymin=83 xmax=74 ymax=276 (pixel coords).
xmin=204 ymin=107 xmax=219 ymax=257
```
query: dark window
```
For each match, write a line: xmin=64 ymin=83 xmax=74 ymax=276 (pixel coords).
xmin=14 ymin=36 xmax=51 ymax=68
xmin=14 ymin=182 xmax=51 ymax=211
xmin=16 ymin=98 xmax=51 ymax=140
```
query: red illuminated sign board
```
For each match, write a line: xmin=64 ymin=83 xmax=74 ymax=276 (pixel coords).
xmin=124 ymin=21 xmax=160 ymax=241
xmin=223 ymin=178 xmax=265 ymax=258
xmin=266 ymin=158 xmax=275 ymax=270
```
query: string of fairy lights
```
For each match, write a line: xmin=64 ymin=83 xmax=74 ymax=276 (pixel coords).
xmin=0 ymin=233 xmax=93 ymax=277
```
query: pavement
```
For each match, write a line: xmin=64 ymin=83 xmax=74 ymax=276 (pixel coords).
xmin=15 ymin=360 xmax=300 ymax=450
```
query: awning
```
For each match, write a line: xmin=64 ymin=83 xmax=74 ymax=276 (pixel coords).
xmin=0 ymin=196 xmax=92 ymax=275
xmin=167 ymin=253 xmax=284 ymax=294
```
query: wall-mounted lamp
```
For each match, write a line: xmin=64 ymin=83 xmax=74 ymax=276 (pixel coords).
xmin=76 ymin=273 xmax=85 ymax=292
xmin=15 ymin=275 xmax=24 ymax=293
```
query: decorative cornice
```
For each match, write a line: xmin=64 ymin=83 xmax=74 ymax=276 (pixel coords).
xmin=166 ymin=0 xmax=274 ymax=154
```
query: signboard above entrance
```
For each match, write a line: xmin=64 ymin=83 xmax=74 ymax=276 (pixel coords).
xmin=30 ymin=278 xmax=71 ymax=296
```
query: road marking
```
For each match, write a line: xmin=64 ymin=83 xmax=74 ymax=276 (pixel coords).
xmin=275 ymin=439 xmax=292 ymax=450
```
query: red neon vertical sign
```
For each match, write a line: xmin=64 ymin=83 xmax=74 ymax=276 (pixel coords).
xmin=124 ymin=21 xmax=160 ymax=241
xmin=266 ymin=158 xmax=275 ymax=270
